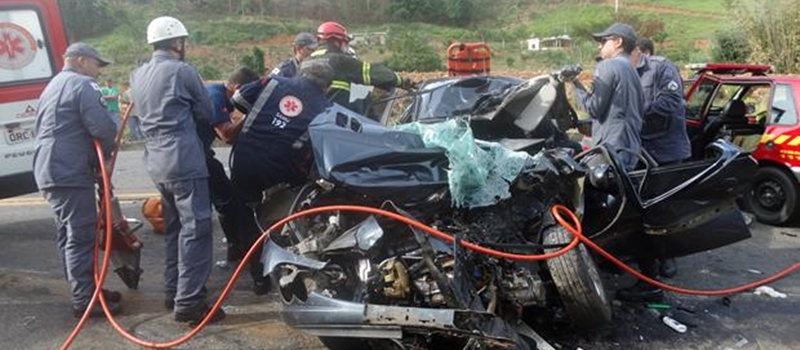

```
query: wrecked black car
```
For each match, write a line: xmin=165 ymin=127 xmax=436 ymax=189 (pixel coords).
xmin=255 ymin=69 xmax=757 ymax=350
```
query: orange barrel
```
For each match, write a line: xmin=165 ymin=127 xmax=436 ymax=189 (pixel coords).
xmin=447 ymin=42 xmax=491 ymax=76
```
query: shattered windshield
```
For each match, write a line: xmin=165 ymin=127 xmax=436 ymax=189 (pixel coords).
xmin=412 ymin=76 xmax=523 ymax=120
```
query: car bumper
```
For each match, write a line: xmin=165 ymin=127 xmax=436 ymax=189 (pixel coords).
xmin=282 ymin=292 xmax=516 ymax=347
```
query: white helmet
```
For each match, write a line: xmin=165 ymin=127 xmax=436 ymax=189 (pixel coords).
xmin=146 ymin=16 xmax=188 ymax=44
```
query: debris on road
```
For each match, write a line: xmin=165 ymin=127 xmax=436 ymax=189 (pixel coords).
xmin=221 ymin=305 xmax=240 ymax=314
xmin=745 ymin=269 xmax=763 ymax=274
xmin=734 ymin=335 xmax=749 ymax=347
xmin=19 ymin=316 xmax=36 ymax=327
xmin=215 ymin=260 xmax=230 ymax=269
xmin=753 ymin=285 xmax=787 ymax=298
xmin=779 ymin=231 xmax=798 ymax=238
xmin=661 ymin=315 xmax=688 ymax=333
xmin=647 ymin=303 xmax=671 ymax=310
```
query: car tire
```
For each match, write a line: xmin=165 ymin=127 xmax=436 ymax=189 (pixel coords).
xmin=544 ymin=225 xmax=612 ymax=329
xmin=744 ymin=167 xmax=799 ymax=225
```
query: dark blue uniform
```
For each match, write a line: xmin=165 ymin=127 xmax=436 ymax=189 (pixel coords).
xmin=269 ymin=58 xmax=300 ymax=78
xmin=33 ymin=68 xmax=117 ymax=311
xmin=636 ymin=55 xmax=690 ymax=164
xmin=202 ymin=83 xmax=249 ymax=259
xmin=231 ymin=76 xmax=332 ymax=199
xmin=229 ymin=76 xmax=332 ymax=289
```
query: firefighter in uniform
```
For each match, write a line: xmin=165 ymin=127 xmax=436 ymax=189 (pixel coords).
xmin=270 ymin=32 xmax=318 ymax=78
xmin=306 ymin=21 xmax=414 ymax=118
xmin=130 ymin=16 xmax=224 ymax=324
xmin=616 ymin=37 xmax=691 ymax=302
xmin=572 ymin=22 xmax=644 ymax=170
xmin=228 ymin=61 xmax=334 ymax=290
xmin=33 ymin=43 xmax=122 ymax=317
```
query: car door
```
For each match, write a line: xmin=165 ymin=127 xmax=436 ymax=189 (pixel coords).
xmin=752 ymin=82 xmax=800 ymax=164
xmin=685 ymin=76 xmax=720 ymax=157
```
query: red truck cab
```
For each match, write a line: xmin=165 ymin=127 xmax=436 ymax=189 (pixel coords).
xmin=685 ymin=63 xmax=800 ymax=225
xmin=0 ymin=0 xmax=68 ymax=199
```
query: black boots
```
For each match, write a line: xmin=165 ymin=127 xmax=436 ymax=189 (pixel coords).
xmin=174 ymin=303 xmax=226 ymax=326
xmin=72 ymin=290 xmax=122 ymax=318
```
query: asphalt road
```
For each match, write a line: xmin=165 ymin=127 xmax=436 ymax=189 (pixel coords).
xmin=0 ymin=147 xmax=797 ymax=350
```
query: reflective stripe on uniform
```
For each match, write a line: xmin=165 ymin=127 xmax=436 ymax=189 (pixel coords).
xmin=362 ymin=62 xmax=371 ymax=85
xmin=310 ymin=49 xmax=327 ymax=58
xmin=330 ymin=80 xmax=350 ymax=91
xmin=243 ymin=79 xmax=279 ymax=134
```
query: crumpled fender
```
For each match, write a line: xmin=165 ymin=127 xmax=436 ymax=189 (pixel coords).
xmin=261 ymin=239 xmax=327 ymax=276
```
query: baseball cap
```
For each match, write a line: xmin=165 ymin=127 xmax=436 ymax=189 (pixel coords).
xmin=592 ymin=23 xmax=637 ymax=43
xmin=64 ymin=42 xmax=112 ymax=67
xmin=294 ymin=32 xmax=318 ymax=49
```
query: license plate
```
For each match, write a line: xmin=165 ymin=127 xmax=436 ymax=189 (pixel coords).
xmin=4 ymin=127 xmax=36 ymax=145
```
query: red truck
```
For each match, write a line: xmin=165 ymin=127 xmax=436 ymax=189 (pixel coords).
xmin=685 ymin=63 xmax=800 ymax=225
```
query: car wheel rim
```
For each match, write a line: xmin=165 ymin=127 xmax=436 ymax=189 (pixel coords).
xmin=755 ymin=180 xmax=785 ymax=212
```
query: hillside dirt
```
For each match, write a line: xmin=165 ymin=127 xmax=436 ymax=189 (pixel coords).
xmin=603 ymin=0 xmax=725 ymax=19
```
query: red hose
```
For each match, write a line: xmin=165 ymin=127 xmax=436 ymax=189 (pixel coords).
xmin=551 ymin=205 xmax=800 ymax=296
xmin=59 ymin=141 xmax=798 ymax=349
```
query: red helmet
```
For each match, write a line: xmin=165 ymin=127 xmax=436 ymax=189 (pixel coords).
xmin=317 ymin=21 xmax=349 ymax=42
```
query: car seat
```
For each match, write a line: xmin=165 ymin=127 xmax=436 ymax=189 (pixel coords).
xmin=704 ymin=99 xmax=748 ymax=138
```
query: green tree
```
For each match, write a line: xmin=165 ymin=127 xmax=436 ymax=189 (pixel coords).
xmin=732 ymin=0 xmax=800 ymax=72
xmin=239 ymin=47 xmax=266 ymax=75
xmin=59 ymin=0 xmax=117 ymax=41
xmin=444 ymin=0 xmax=475 ymax=24
xmin=711 ymin=30 xmax=751 ymax=63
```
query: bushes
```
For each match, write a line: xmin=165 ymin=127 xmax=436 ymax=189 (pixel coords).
xmin=191 ymin=21 xmax=299 ymax=45
xmin=730 ymin=0 xmax=800 ymax=72
xmin=385 ymin=32 xmax=444 ymax=72
xmin=239 ymin=47 xmax=266 ymax=76
xmin=711 ymin=30 xmax=751 ymax=63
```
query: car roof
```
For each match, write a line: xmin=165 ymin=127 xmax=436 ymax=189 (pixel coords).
xmin=700 ymin=74 xmax=800 ymax=85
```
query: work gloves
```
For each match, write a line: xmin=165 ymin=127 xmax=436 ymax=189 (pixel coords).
xmin=400 ymin=77 xmax=419 ymax=91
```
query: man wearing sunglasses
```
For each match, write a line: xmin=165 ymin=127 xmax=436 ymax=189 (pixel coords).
xmin=572 ymin=22 xmax=644 ymax=170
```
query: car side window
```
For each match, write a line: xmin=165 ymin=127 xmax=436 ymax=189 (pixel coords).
xmin=686 ymin=80 xmax=717 ymax=121
xmin=770 ymin=84 xmax=798 ymax=126
xmin=739 ymin=85 xmax=772 ymax=120
xmin=709 ymin=84 xmax=743 ymax=111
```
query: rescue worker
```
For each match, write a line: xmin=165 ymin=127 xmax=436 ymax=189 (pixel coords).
xmin=33 ymin=43 xmax=122 ymax=317
xmin=616 ymin=37 xmax=690 ymax=302
xmin=572 ymin=22 xmax=644 ymax=170
xmin=228 ymin=61 xmax=335 ymax=291
xmin=307 ymin=21 xmax=414 ymax=119
xmin=202 ymin=67 xmax=259 ymax=262
xmin=630 ymin=37 xmax=690 ymax=166
xmin=130 ymin=16 xmax=224 ymax=324
xmin=637 ymin=37 xmax=655 ymax=56
xmin=269 ymin=32 xmax=318 ymax=78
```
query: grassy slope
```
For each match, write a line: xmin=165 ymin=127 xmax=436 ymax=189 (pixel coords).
xmin=89 ymin=0 xmax=732 ymax=81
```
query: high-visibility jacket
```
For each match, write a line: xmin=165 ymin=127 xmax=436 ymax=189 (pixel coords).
xmin=306 ymin=44 xmax=405 ymax=115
